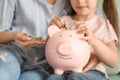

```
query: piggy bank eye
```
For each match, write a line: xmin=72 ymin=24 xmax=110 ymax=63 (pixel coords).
xmin=69 ymin=35 xmax=72 ymax=37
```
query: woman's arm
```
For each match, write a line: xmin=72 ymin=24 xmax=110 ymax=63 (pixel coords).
xmin=0 ymin=31 xmax=46 ymax=48
xmin=0 ymin=0 xmax=16 ymax=43
xmin=0 ymin=31 xmax=15 ymax=43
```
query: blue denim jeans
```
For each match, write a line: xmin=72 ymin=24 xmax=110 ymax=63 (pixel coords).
xmin=0 ymin=47 xmax=48 ymax=80
xmin=19 ymin=71 xmax=48 ymax=80
xmin=67 ymin=70 xmax=108 ymax=80
xmin=46 ymin=70 xmax=108 ymax=80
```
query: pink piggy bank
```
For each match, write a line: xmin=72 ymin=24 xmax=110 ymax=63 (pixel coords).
xmin=45 ymin=25 xmax=91 ymax=75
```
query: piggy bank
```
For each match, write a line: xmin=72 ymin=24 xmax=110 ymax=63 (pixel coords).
xmin=45 ymin=25 xmax=91 ymax=75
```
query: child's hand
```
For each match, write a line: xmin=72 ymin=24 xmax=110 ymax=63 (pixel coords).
xmin=83 ymin=53 xmax=100 ymax=72
xmin=73 ymin=22 xmax=96 ymax=44
xmin=49 ymin=16 xmax=67 ymax=29
xmin=13 ymin=32 xmax=46 ymax=47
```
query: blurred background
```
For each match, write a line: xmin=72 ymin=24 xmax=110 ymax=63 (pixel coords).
xmin=97 ymin=0 xmax=120 ymax=80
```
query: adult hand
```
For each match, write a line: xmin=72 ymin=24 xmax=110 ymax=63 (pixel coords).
xmin=13 ymin=31 xmax=46 ymax=47
xmin=83 ymin=53 xmax=100 ymax=72
xmin=49 ymin=16 xmax=67 ymax=29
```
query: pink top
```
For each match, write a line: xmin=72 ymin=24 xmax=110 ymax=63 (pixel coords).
xmin=62 ymin=15 xmax=118 ymax=78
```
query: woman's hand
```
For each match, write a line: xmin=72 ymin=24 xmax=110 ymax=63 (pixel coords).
xmin=13 ymin=31 xmax=46 ymax=47
xmin=49 ymin=16 xmax=67 ymax=29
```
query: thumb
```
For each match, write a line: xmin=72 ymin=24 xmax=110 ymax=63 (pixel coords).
xmin=20 ymin=33 xmax=32 ymax=41
xmin=83 ymin=63 xmax=92 ymax=72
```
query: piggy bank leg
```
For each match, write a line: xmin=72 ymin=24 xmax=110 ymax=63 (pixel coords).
xmin=54 ymin=69 xmax=64 ymax=75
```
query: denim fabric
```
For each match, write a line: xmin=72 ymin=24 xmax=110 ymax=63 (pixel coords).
xmin=46 ymin=74 xmax=65 ymax=80
xmin=67 ymin=70 xmax=108 ymax=80
xmin=19 ymin=71 xmax=48 ymax=80
xmin=0 ymin=47 xmax=48 ymax=80
xmin=0 ymin=47 xmax=20 ymax=80
xmin=46 ymin=70 xmax=108 ymax=80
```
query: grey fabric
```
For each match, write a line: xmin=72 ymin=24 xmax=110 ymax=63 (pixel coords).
xmin=0 ymin=43 xmax=52 ymax=73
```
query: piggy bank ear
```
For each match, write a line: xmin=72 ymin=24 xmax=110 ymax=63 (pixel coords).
xmin=48 ymin=25 xmax=60 ymax=37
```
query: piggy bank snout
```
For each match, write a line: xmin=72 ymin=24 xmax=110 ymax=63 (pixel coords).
xmin=57 ymin=42 xmax=72 ymax=56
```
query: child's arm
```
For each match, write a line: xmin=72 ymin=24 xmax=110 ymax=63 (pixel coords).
xmin=75 ymin=22 xmax=119 ymax=68
xmin=90 ymin=37 xmax=118 ymax=68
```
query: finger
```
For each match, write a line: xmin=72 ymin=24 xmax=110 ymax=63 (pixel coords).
xmin=73 ymin=23 xmax=88 ymax=35
xmin=55 ymin=17 xmax=66 ymax=28
xmin=49 ymin=17 xmax=66 ymax=28
xmin=25 ymin=42 xmax=40 ymax=47
xmin=73 ymin=22 xmax=86 ymax=30
xmin=25 ymin=39 xmax=46 ymax=47
xmin=77 ymin=27 xmax=87 ymax=34
xmin=49 ymin=17 xmax=61 ymax=27
xmin=83 ymin=53 xmax=100 ymax=72
xmin=15 ymin=39 xmax=37 ymax=47
xmin=80 ymin=35 xmax=90 ymax=42
xmin=73 ymin=21 xmax=85 ymax=28
xmin=64 ymin=21 xmax=69 ymax=29
xmin=83 ymin=59 xmax=95 ymax=72
xmin=35 ymin=38 xmax=46 ymax=44
xmin=15 ymin=40 xmax=27 ymax=47
xmin=83 ymin=63 xmax=93 ymax=72
xmin=20 ymin=33 xmax=31 ymax=41
xmin=76 ymin=27 xmax=87 ymax=37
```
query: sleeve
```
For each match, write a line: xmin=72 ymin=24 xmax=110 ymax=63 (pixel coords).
xmin=106 ymin=20 xmax=118 ymax=44
xmin=98 ymin=19 xmax=118 ymax=44
xmin=0 ymin=0 xmax=15 ymax=31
